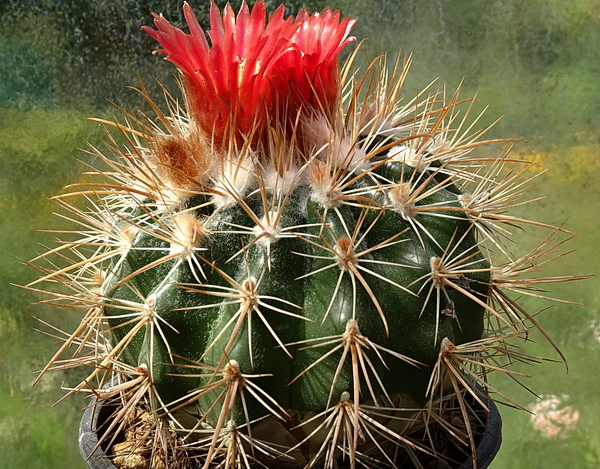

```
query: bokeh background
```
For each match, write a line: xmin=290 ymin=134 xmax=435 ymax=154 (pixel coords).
xmin=1 ymin=0 xmax=599 ymax=467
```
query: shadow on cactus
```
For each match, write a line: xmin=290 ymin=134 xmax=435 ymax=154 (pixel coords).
xmin=28 ymin=1 xmax=586 ymax=468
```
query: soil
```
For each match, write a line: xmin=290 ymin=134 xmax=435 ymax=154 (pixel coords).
xmin=98 ymin=397 xmax=488 ymax=469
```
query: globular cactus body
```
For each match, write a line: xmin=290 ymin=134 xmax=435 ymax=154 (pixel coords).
xmin=30 ymin=2 xmax=580 ymax=469
xmin=104 ymin=157 xmax=488 ymax=413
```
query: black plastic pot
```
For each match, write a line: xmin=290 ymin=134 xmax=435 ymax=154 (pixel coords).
xmin=456 ymin=398 xmax=502 ymax=469
xmin=79 ymin=397 xmax=501 ymax=469
xmin=79 ymin=398 xmax=120 ymax=469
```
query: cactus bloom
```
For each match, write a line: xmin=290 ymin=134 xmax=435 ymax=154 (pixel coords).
xmin=143 ymin=1 xmax=356 ymax=143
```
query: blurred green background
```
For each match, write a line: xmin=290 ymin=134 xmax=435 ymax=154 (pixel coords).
xmin=1 ymin=0 xmax=598 ymax=467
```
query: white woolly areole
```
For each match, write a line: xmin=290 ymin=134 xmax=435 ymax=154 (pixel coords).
xmin=308 ymin=164 xmax=342 ymax=210
xmin=388 ymin=145 xmax=428 ymax=170
xmin=305 ymin=114 xmax=370 ymax=174
xmin=317 ymin=134 xmax=370 ymax=175
xmin=262 ymin=161 xmax=302 ymax=196
xmin=144 ymin=293 xmax=157 ymax=312
xmin=212 ymin=157 xmax=256 ymax=209
xmin=169 ymin=213 xmax=205 ymax=258
xmin=356 ymin=102 xmax=399 ymax=138
xmin=98 ymin=204 xmax=137 ymax=249
xmin=389 ymin=182 xmax=415 ymax=219
xmin=253 ymin=211 xmax=282 ymax=244
xmin=458 ymin=193 xmax=474 ymax=208
xmin=224 ymin=359 xmax=241 ymax=379
xmin=340 ymin=137 xmax=370 ymax=174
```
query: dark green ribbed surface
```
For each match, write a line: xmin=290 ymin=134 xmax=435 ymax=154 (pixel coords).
xmin=104 ymin=158 xmax=490 ymax=423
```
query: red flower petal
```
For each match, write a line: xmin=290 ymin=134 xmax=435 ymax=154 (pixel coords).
xmin=143 ymin=1 xmax=356 ymax=144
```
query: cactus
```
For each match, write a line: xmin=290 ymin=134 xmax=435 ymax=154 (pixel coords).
xmin=30 ymin=2 xmax=583 ymax=469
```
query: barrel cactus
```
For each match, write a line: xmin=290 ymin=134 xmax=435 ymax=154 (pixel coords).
xmin=31 ymin=2 xmax=580 ymax=468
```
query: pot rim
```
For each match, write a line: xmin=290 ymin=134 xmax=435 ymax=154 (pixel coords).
xmin=79 ymin=392 xmax=502 ymax=469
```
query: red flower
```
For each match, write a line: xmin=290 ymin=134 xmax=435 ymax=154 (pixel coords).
xmin=143 ymin=1 xmax=356 ymax=143
xmin=277 ymin=8 xmax=357 ymax=114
